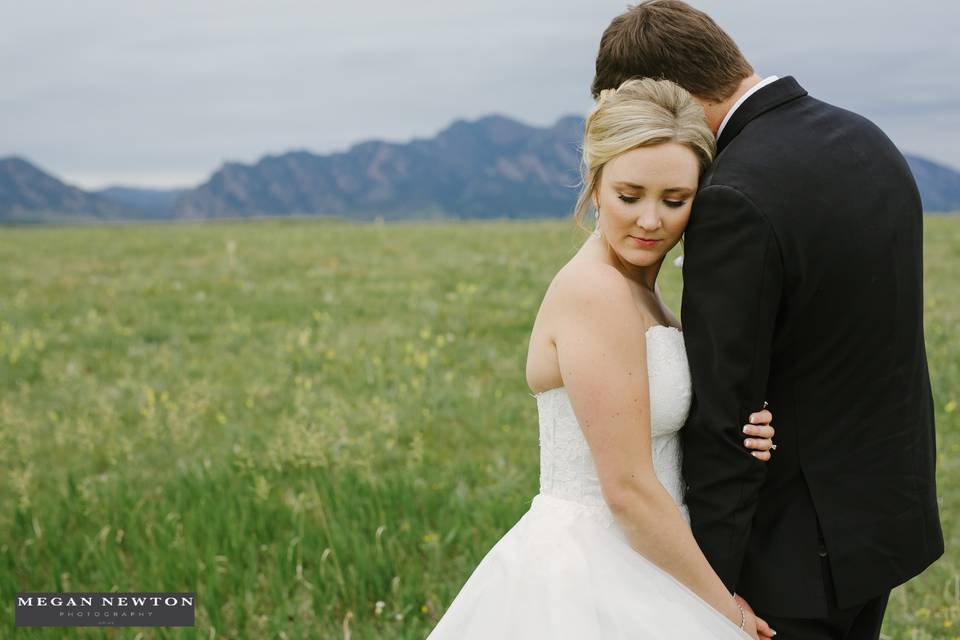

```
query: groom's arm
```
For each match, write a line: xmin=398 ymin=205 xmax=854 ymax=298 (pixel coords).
xmin=680 ymin=183 xmax=783 ymax=593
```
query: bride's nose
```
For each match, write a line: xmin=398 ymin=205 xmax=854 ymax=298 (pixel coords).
xmin=635 ymin=203 xmax=662 ymax=231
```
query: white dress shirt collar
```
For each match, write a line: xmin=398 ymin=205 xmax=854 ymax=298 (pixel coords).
xmin=716 ymin=75 xmax=780 ymax=140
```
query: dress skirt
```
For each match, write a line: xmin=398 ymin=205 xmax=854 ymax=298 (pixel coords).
xmin=426 ymin=492 xmax=752 ymax=639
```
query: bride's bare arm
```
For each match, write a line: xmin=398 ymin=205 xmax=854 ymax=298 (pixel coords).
xmin=553 ymin=264 xmax=755 ymax=636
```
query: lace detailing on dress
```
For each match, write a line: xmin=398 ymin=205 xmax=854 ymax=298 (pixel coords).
xmin=534 ymin=325 xmax=692 ymax=526
xmin=536 ymin=387 xmax=610 ymax=522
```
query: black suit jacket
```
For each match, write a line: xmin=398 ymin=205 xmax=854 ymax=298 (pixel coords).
xmin=679 ymin=76 xmax=944 ymax=617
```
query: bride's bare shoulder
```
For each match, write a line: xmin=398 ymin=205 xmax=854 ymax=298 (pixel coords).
xmin=544 ymin=259 xmax=636 ymax=314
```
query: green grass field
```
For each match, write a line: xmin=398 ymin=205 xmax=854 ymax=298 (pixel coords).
xmin=1 ymin=215 xmax=958 ymax=639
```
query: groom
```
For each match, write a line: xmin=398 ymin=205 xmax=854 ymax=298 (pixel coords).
xmin=591 ymin=2 xmax=944 ymax=638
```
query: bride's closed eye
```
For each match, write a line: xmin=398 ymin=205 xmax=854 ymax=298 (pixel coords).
xmin=616 ymin=194 xmax=687 ymax=208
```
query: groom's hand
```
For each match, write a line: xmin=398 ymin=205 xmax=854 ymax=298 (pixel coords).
xmin=735 ymin=594 xmax=776 ymax=638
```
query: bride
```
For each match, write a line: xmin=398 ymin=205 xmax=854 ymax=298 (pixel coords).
xmin=427 ymin=78 xmax=778 ymax=639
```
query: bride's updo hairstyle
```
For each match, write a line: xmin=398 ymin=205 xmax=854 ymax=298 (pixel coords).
xmin=573 ymin=77 xmax=715 ymax=233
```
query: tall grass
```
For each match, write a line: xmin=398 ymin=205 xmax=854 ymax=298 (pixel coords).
xmin=1 ymin=216 xmax=957 ymax=638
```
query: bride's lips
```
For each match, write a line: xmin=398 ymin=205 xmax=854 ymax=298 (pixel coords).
xmin=629 ymin=235 xmax=661 ymax=248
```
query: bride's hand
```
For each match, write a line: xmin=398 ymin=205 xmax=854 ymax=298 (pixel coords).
xmin=742 ymin=405 xmax=776 ymax=461
xmin=735 ymin=594 xmax=776 ymax=639
xmin=739 ymin=604 xmax=759 ymax=639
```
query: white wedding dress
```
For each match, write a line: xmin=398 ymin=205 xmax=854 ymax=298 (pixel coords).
xmin=426 ymin=325 xmax=752 ymax=639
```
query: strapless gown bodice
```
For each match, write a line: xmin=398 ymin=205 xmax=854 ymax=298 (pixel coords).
xmin=533 ymin=324 xmax=692 ymax=526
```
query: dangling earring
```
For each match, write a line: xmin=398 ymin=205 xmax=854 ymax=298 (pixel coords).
xmin=593 ymin=207 xmax=602 ymax=238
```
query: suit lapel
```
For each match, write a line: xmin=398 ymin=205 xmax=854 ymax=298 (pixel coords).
xmin=716 ymin=76 xmax=809 ymax=154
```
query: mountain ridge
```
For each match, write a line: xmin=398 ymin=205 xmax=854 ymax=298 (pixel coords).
xmin=2 ymin=114 xmax=959 ymax=222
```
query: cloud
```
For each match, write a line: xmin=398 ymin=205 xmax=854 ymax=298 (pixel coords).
xmin=1 ymin=0 xmax=956 ymax=188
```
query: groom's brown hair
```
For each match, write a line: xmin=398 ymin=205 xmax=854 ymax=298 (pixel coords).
xmin=591 ymin=0 xmax=753 ymax=102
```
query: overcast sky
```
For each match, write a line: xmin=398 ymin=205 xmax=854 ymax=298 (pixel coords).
xmin=2 ymin=0 xmax=958 ymax=189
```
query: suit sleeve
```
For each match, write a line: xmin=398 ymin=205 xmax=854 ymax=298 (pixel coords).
xmin=680 ymin=183 xmax=783 ymax=593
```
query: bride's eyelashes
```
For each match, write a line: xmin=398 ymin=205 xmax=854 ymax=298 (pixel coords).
xmin=616 ymin=194 xmax=687 ymax=208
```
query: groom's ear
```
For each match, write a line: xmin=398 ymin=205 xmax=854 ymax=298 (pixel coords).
xmin=688 ymin=95 xmax=724 ymax=136
xmin=689 ymin=94 xmax=711 ymax=110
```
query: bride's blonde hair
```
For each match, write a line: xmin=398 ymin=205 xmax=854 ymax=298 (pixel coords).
xmin=573 ymin=77 xmax=716 ymax=233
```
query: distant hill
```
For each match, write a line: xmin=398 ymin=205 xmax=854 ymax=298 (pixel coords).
xmin=0 ymin=156 xmax=129 ymax=223
xmin=3 ymin=114 xmax=959 ymax=223
xmin=904 ymin=156 xmax=960 ymax=213
xmin=172 ymin=114 xmax=584 ymax=220
xmin=95 ymin=186 xmax=190 ymax=218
